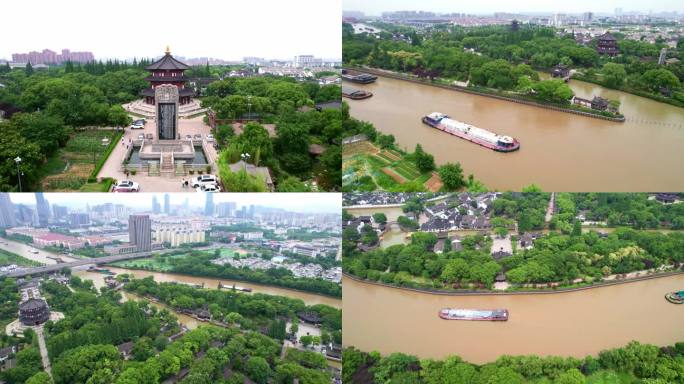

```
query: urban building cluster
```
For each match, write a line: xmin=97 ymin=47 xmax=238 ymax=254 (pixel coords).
xmin=419 ymin=193 xmax=499 ymax=232
xmin=212 ymin=255 xmax=342 ymax=283
xmin=343 ymin=192 xmax=444 ymax=207
xmin=9 ymin=48 xmax=94 ymax=64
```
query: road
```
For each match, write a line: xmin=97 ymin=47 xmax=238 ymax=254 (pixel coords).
xmin=3 ymin=249 xmax=171 ymax=278
xmin=545 ymin=192 xmax=556 ymax=223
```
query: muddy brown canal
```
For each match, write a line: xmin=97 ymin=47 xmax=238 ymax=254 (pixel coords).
xmin=343 ymin=274 xmax=684 ymax=364
xmin=346 ymin=75 xmax=684 ymax=191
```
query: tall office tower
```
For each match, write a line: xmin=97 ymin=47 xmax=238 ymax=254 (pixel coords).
xmin=152 ymin=196 xmax=161 ymax=214
xmin=52 ymin=204 xmax=68 ymax=221
xmin=0 ymin=194 xmax=16 ymax=228
xmin=249 ymin=204 xmax=255 ymax=218
xmin=128 ymin=215 xmax=152 ymax=252
xmin=205 ymin=194 xmax=215 ymax=216
xmin=164 ymin=194 xmax=170 ymax=214
xmin=35 ymin=193 xmax=50 ymax=227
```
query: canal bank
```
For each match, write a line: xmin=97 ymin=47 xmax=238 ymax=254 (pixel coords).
xmin=348 ymin=67 xmax=625 ymax=121
xmin=342 ymin=274 xmax=684 ymax=363
xmin=345 ymin=71 xmax=684 ymax=191
xmin=74 ymin=267 xmax=342 ymax=309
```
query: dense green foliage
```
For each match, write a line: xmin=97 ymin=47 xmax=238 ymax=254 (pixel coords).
xmin=0 ymin=63 xmax=144 ymax=190
xmin=202 ymin=77 xmax=341 ymax=191
xmin=343 ymin=340 xmax=684 ymax=384
xmin=343 ymin=22 xmax=684 ymax=106
xmin=344 ymin=193 xmax=684 ymax=288
xmin=124 ymin=277 xmax=341 ymax=342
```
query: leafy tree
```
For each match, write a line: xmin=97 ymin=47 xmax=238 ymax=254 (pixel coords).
xmin=247 ymin=356 xmax=271 ymax=384
xmin=439 ymin=163 xmax=466 ymax=191
xmin=602 ymin=63 xmax=627 ymax=88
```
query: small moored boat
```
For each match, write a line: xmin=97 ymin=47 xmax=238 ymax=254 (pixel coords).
xmin=665 ymin=291 xmax=684 ymax=304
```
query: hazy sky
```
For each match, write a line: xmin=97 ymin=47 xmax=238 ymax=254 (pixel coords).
xmin=7 ymin=193 xmax=341 ymax=214
xmin=2 ymin=0 xmax=341 ymax=61
xmin=343 ymin=0 xmax=684 ymax=15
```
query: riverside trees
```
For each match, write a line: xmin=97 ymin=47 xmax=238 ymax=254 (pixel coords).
xmin=343 ymin=340 xmax=684 ymax=384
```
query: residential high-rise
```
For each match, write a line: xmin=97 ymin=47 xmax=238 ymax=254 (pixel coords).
xmin=152 ymin=196 xmax=161 ymax=214
xmin=35 ymin=193 xmax=50 ymax=227
xmin=128 ymin=215 xmax=152 ymax=252
xmin=205 ymin=194 xmax=215 ymax=216
xmin=216 ymin=202 xmax=236 ymax=217
xmin=249 ymin=204 xmax=255 ymax=218
xmin=0 ymin=194 xmax=16 ymax=228
xmin=69 ymin=213 xmax=90 ymax=227
xmin=164 ymin=194 xmax=170 ymax=214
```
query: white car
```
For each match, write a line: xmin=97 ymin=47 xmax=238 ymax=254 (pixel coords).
xmin=191 ymin=174 xmax=218 ymax=188
xmin=196 ymin=183 xmax=221 ymax=192
xmin=138 ymin=133 xmax=145 ymax=140
xmin=130 ymin=120 xmax=145 ymax=129
xmin=206 ymin=134 xmax=215 ymax=142
xmin=113 ymin=180 xmax=140 ymax=192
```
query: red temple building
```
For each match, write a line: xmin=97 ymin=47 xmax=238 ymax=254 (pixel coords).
xmin=596 ymin=32 xmax=619 ymax=56
xmin=141 ymin=47 xmax=193 ymax=105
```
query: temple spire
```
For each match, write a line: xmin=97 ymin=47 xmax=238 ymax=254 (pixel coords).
xmin=165 ymin=45 xmax=171 ymax=55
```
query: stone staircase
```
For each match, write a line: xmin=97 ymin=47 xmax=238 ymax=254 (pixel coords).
xmin=161 ymin=153 xmax=174 ymax=174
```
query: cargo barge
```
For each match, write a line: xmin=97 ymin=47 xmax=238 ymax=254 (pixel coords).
xmin=665 ymin=291 xmax=684 ymax=304
xmin=422 ymin=112 xmax=520 ymax=152
xmin=218 ymin=282 xmax=252 ymax=293
xmin=439 ymin=308 xmax=509 ymax=321
xmin=341 ymin=69 xmax=377 ymax=84
xmin=342 ymin=86 xmax=373 ymax=100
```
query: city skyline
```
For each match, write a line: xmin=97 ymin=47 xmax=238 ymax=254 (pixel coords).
xmin=343 ymin=0 xmax=684 ymax=15
xmin=1 ymin=0 xmax=342 ymax=60
xmin=5 ymin=193 xmax=341 ymax=214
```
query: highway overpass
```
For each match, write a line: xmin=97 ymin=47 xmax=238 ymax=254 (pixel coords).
xmin=3 ymin=249 xmax=166 ymax=278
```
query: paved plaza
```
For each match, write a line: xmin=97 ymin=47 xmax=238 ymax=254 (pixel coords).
xmin=97 ymin=113 xmax=219 ymax=192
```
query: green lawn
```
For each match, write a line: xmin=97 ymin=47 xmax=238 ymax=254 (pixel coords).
xmin=0 ymin=249 xmax=43 ymax=267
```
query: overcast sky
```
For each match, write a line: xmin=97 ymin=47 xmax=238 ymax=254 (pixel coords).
xmin=1 ymin=0 xmax=341 ymax=61
xmin=343 ymin=0 xmax=684 ymax=15
xmin=7 ymin=193 xmax=341 ymax=214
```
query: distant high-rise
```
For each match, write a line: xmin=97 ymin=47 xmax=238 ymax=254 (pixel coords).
xmin=128 ymin=215 xmax=152 ymax=252
xmin=11 ymin=48 xmax=94 ymax=64
xmin=35 ymin=193 xmax=50 ymax=227
xmin=152 ymin=196 xmax=161 ymax=214
xmin=583 ymin=12 xmax=593 ymax=22
xmin=216 ymin=202 xmax=236 ymax=217
xmin=249 ymin=204 xmax=255 ymax=218
xmin=52 ymin=204 xmax=68 ymax=221
xmin=0 ymin=194 xmax=16 ymax=228
xmin=164 ymin=194 xmax=170 ymax=214
xmin=205 ymin=194 xmax=215 ymax=216
xmin=69 ymin=213 xmax=90 ymax=227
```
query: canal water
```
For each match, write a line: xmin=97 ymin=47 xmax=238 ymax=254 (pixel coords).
xmin=343 ymin=274 xmax=684 ymax=364
xmin=74 ymin=267 xmax=342 ymax=309
xmin=346 ymin=75 xmax=684 ymax=191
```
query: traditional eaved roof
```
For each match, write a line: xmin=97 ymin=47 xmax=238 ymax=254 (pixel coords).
xmin=146 ymin=48 xmax=190 ymax=71
xmin=598 ymin=32 xmax=617 ymax=41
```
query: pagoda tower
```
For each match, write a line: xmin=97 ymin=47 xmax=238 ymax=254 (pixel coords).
xmin=141 ymin=47 xmax=193 ymax=105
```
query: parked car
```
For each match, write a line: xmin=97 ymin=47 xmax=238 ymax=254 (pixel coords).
xmin=138 ymin=133 xmax=145 ymax=140
xmin=130 ymin=120 xmax=145 ymax=129
xmin=191 ymin=174 xmax=218 ymax=188
xmin=185 ymin=134 xmax=192 ymax=140
xmin=206 ymin=134 xmax=215 ymax=142
xmin=193 ymin=134 xmax=202 ymax=140
xmin=196 ymin=183 xmax=221 ymax=192
xmin=113 ymin=180 xmax=140 ymax=192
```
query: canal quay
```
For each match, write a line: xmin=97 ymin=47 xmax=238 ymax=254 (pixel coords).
xmin=345 ymin=73 xmax=684 ymax=191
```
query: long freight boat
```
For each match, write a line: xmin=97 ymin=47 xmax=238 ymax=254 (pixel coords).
xmin=439 ymin=308 xmax=509 ymax=321
xmin=422 ymin=112 xmax=520 ymax=152
xmin=342 ymin=86 xmax=373 ymax=100
xmin=341 ymin=69 xmax=377 ymax=84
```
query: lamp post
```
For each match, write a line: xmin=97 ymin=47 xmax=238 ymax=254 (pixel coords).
xmin=247 ymin=96 xmax=252 ymax=120
xmin=240 ymin=153 xmax=250 ymax=172
xmin=14 ymin=157 xmax=22 ymax=192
